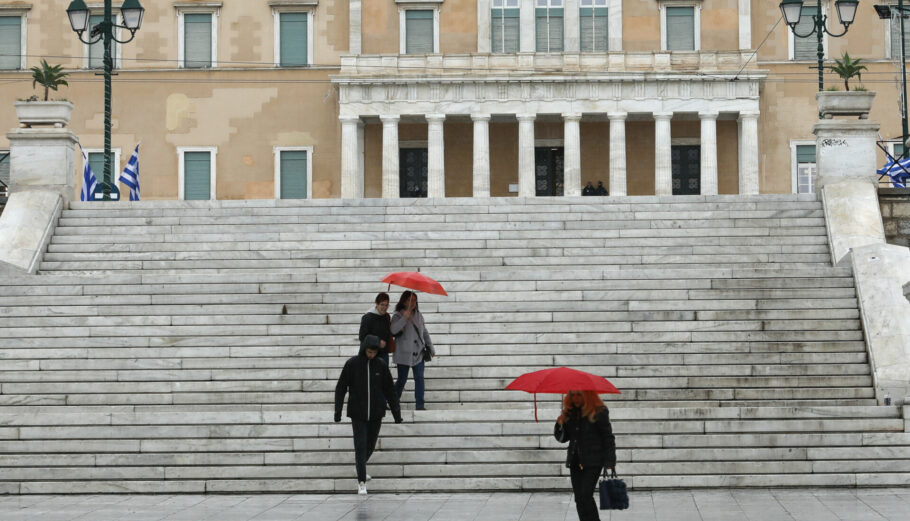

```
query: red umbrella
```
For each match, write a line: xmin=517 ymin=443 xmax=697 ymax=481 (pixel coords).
xmin=381 ymin=272 xmax=448 ymax=296
xmin=505 ymin=367 xmax=620 ymax=421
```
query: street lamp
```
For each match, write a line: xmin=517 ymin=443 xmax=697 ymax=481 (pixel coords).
xmin=66 ymin=0 xmax=144 ymax=201
xmin=780 ymin=0 xmax=860 ymax=92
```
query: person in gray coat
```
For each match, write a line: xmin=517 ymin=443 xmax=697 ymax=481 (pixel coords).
xmin=390 ymin=291 xmax=435 ymax=410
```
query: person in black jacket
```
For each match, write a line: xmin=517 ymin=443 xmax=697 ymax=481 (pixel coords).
xmin=359 ymin=292 xmax=392 ymax=365
xmin=554 ymin=390 xmax=616 ymax=521
xmin=335 ymin=334 xmax=403 ymax=495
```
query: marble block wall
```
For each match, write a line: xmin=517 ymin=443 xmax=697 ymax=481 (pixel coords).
xmin=879 ymin=188 xmax=910 ymax=248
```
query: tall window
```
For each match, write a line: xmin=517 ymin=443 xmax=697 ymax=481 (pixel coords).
xmin=580 ymin=0 xmax=608 ymax=52
xmin=278 ymin=12 xmax=309 ymax=67
xmin=492 ymin=0 xmax=519 ymax=53
xmin=182 ymin=12 xmax=214 ymax=68
xmin=665 ymin=6 xmax=696 ymax=51
xmin=0 ymin=15 xmax=23 ymax=70
xmin=180 ymin=149 xmax=216 ymax=201
xmin=891 ymin=14 xmax=910 ymax=59
xmin=536 ymin=0 xmax=564 ymax=53
xmin=276 ymin=148 xmax=311 ymax=199
xmin=405 ymin=10 xmax=434 ymax=54
xmin=87 ymin=14 xmax=118 ymax=69
xmin=795 ymin=145 xmax=817 ymax=194
xmin=793 ymin=5 xmax=818 ymax=60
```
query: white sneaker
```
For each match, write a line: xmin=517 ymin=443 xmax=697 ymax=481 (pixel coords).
xmin=357 ymin=482 xmax=367 ymax=495
xmin=366 ymin=474 xmax=372 ymax=481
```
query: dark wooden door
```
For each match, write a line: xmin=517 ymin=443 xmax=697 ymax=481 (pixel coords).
xmin=535 ymin=147 xmax=564 ymax=196
xmin=399 ymin=148 xmax=428 ymax=198
xmin=672 ymin=145 xmax=701 ymax=195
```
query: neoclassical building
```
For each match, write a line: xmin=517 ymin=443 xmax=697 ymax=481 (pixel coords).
xmin=0 ymin=1 xmax=904 ymax=200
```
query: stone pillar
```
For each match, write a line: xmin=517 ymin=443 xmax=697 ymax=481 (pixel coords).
xmin=350 ymin=0 xmax=362 ymax=55
xmin=472 ymin=113 xmax=491 ymax=198
xmin=381 ymin=115 xmax=400 ymax=199
xmin=739 ymin=111 xmax=760 ymax=195
xmin=608 ymin=0 xmax=623 ymax=51
xmin=426 ymin=114 xmax=446 ymax=198
xmin=340 ymin=116 xmax=362 ymax=198
xmin=608 ymin=112 xmax=627 ymax=196
xmin=517 ymin=113 xmax=536 ymax=197
xmin=699 ymin=111 xmax=719 ymax=196
xmin=563 ymin=113 xmax=582 ymax=196
xmin=477 ymin=0 xmax=491 ymax=53
xmin=519 ymin=0 xmax=534 ymax=52
xmin=812 ymin=119 xmax=881 ymax=190
xmin=653 ymin=112 xmax=673 ymax=196
xmin=564 ymin=0 xmax=580 ymax=52
xmin=7 ymin=127 xmax=77 ymax=202
xmin=738 ymin=0 xmax=751 ymax=50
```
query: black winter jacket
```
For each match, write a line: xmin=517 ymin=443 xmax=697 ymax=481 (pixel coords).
xmin=554 ymin=407 xmax=616 ymax=469
xmin=359 ymin=311 xmax=392 ymax=357
xmin=334 ymin=344 xmax=402 ymax=423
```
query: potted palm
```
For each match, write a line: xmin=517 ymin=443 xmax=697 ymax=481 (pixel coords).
xmin=816 ymin=52 xmax=875 ymax=119
xmin=14 ymin=60 xmax=74 ymax=128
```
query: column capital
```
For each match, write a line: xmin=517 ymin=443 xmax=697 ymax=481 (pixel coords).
xmin=516 ymin=113 xmax=537 ymax=122
xmin=380 ymin=115 xmax=401 ymax=124
xmin=425 ymin=114 xmax=447 ymax=123
xmin=471 ymin=113 xmax=492 ymax=122
xmin=607 ymin=111 xmax=628 ymax=121
xmin=339 ymin=115 xmax=363 ymax=126
xmin=698 ymin=111 xmax=720 ymax=120
xmin=653 ymin=112 xmax=674 ymax=120
xmin=562 ymin=113 xmax=582 ymax=122
xmin=739 ymin=110 xmax=760 ymax=120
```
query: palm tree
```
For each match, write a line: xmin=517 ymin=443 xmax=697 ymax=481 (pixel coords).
xmin=30 ymin=60 xmax=69 ymax=101
xmin=827 ymin=52 xmax=867 ymax=92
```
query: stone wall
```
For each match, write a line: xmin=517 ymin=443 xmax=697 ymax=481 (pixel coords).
xmin=879 ymin=188 xmax=910 ymax=248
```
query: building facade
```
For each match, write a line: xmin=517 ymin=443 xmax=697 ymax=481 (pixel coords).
xmin=0 ymin=0 xmax=905 ymax=200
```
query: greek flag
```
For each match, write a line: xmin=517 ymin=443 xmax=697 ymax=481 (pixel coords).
xmin=118 ymin=143 xmax=140 ymax=201
xmin=79 ymin=145 xmax=98 ymax=202
xmin=877 ymin=156 xmax=910 ymax=188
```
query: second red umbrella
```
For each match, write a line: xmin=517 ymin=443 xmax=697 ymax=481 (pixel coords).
xmin=381 ymin=271 xmax=448 ymax=296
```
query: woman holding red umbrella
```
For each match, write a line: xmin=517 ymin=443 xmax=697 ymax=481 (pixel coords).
xmin=555 ymin=390 xmax=616 ymax=521
xmin=390 ymin=290 xmax=435 ymax=410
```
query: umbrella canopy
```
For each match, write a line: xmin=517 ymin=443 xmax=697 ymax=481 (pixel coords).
xmin=505 ymin=367 xmax=620 ymax=421
xmin=381 ymin=271 xmax=448 ymax=296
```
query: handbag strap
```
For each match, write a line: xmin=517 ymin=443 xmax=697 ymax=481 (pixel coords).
xmin=602 ymin=467 xmax=618 ymax=479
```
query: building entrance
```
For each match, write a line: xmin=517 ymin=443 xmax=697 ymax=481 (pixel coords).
xmin=535 ymin=147 xmax=564 ymax=196
xmin=399 ymin=148 xmax=428 ymax=198
xmin=672 ymin=145 xmax=701 ymax=195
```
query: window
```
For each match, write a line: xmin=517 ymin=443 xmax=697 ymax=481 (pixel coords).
xmin=890 ymin=13 xmax=910 ymax=59
xmin=794 ymin=144 xmax=817 ymax=194
xmin=275 ymin=10 xmax=312 ymax=67
xmin=86 ymin=14 xmax=120 ymax=69
xmin=179 ymin=10 xmax=217 ymax=68
xmin=0 ymin=15 xmax=24 ymax=70
xmin=275 ymin=147 xmax=313 ymax=199
xmin=580 ymin=0 xmax=608 ymax=52
xmin=663 ymin=5 xmax=697 ymax=51
xmin=179 ymin=148 xmax=217 ymax=200
xmin=82 ymin=149 xmax=122 ymax=200
xmin=536 ymin=0 xmax=564 ymax=53
xmin=0 ymin=150 xmax=9 ymax=195
xmin=404 ymin=9 xmax=435 ymax=54
xmin=792 ymin=5 xmax=819 ymax=60
xmin=492 ymin=0 xmax=519 ymax=54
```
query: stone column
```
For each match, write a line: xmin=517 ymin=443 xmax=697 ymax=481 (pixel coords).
xmin=739 ymin=111 xmax=760 ymax=195
xmin=564 ymin=0 xmax=580 ymax=52
xmin=738 ymin=0 xmax=751 ymax=50
xmin=381 ymin=115 xmax=400 ymax=199
xmin=653 ymin=112 xmax=673 ymax=196
xmin=608 ymin=112 xmax=627 ymax=196
xmin=699 ymin=111 xmax=719 ymax=196
xmin=426 ymin=114 xmax=446 ymax=198
xmin=472 ymin=113 xmax=491 ymax=197
xmin=519 ymin=0 xmax=534 ymax=52
xmin=350 ymin=0 xmax=362 ymax=55
xmin=517 ymin=113 xmax=536 ymax=197
xmin=477 ymin=0 xmax=491 ymax=53
xmin=340 ymin=116 xmax=362 ymax=199
xmin=608 ymin=0 xmax=623 ymax=51
xmin=563 ymin=113 xmax=582 ymax=196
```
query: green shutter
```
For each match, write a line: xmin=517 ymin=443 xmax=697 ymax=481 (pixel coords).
xmin=491 ymin=8 xmax=519 ymax=53
xmin=580 ymin=7 xmax=608 ymax=52
xmin=406 ymin=10 xmax=434 ymax=54
xmin=184 ymin=13 xmax=213 ymax=68
xmin=280 ymin=12 xmax=308 ymax=66
xmin=796 ymin=145 xmax=816 ymax=164
xmin=0 ymin=16 xmax=21 ymax=70
xmin=88 ymin=15 xmax=118 ymax=69
xmin=536 ymin=8 xmax=564 ymax=53
xmin=895 ymin=143 xmax=906 ymax=158
xmin=794 ymin=7 xmax=817 ymax=60
xmin=891 ymin=16 xmax=910 ymax=59
xmin=184 ymin=152 xmax=212 ymax=200
xmin=666 ymin=7 xmax=695 ymax=51
xmin=280 ymin=150 xmax=308 ymax=199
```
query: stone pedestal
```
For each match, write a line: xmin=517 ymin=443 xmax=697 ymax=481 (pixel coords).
xmin=7 ymin=127 xmax=77 ymax=202
xmin=812 ymin=119 xmax=880 ymax=190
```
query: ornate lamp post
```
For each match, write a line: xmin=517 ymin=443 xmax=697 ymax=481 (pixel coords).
xmin=66 ymin=0 xmax=144 ymax=201
xmin=780 ymin=0 xmax=860 ymax=92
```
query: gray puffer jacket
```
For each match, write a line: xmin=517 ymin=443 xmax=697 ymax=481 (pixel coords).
xmin=390 ymin=309 xmax=434 ymax=366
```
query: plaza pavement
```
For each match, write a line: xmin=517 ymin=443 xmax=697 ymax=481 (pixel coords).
xmin=0 ymin=489 xmax=909 ymax=521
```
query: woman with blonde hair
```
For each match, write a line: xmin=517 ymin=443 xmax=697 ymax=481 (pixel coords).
xmin=554 ymin=390 xmax=616 ymax=521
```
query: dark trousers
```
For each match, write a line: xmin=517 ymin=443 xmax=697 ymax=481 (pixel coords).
xmin=395 ymin=361 xmax=425 ymax=408
xmin=351 ymin=418 xmax=382 ymax=483
xmin=570 ymin=464 xmax=604 ymax=521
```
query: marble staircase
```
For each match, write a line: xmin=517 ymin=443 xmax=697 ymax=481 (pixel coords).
xmin=0 ymin=195 xmax=907 ymax=493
